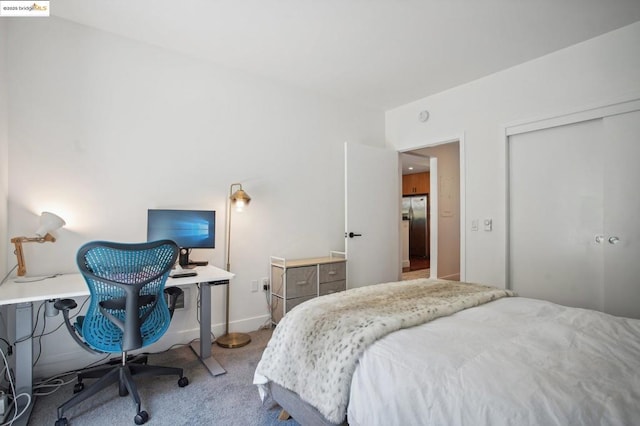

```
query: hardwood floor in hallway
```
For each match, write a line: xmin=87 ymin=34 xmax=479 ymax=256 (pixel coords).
xmin=405 ymin=256 xmax=430 ymax=272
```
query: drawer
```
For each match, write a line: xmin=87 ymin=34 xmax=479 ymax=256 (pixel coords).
xmin=271 ymin=295 xmax=284 ymax=324
xmin=286 ymin=295 xmax=315 ymax=313
xmin=319 ymin=262 xmax=346 ymax=283
xmin=271 ymin=265 xmax=285 ymax=297
xmin=319 ymin=279 xmax=346 ymax=296
xmin=271 ymin=294 xmax=315 ymax=324
xmin=284 ymin=266 xmax=317 ymax=298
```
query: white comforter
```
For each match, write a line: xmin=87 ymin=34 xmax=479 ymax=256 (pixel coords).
xmin=255 ymin=279 xmax=512 ymax=423
xmin=348 ymin=297 xmax=640 ymax=426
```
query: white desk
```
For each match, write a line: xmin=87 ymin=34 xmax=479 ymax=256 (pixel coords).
xmin=0 ymin=265 xmax=234 ymax=425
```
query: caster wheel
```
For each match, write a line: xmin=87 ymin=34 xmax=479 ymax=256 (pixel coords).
xmin=55 ymin=418 xmax=69 ymax=426
xmin=134 ymin=410 xmax=149 ymax=425
xmin=73 ymin=382 xmax=84 ymax=393
xmin=178 ymin=376 xmax=189 ymax=387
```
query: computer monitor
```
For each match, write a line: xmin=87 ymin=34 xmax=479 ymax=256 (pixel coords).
xmin=147 ymin=209 xmax=215 ymax=267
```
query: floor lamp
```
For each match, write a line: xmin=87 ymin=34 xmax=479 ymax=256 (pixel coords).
xmin=216 ymin=183 xmax=252 ymax=348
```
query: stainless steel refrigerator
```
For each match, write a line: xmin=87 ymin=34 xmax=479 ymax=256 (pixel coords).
xmin=402 ymin=195 xmax=429 ymax=258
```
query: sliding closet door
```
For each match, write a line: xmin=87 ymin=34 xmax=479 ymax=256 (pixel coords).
xmin=509 ymin=119 xmax=605 ymax=311
xmin=602 ymin=110 xmax=640 ymax=318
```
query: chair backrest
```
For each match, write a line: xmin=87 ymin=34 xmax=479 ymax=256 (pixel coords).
xmin=76 ymin=240 xmax=179 ymax=353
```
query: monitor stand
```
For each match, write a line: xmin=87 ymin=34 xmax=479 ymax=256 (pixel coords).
xmin=178 ymin=248 xmax=208 ymax=269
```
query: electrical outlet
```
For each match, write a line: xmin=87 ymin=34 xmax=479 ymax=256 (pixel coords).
xmin=261 ymin=277 xmax=270 ymax=291
xmin=251 ymin=280 xmax=259 ymax=292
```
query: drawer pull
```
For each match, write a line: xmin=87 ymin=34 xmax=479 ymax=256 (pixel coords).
xmin=296 ymin=281 xmax=308 ymax=286
xmin=328 ymin=271 xmax=337 ymax=275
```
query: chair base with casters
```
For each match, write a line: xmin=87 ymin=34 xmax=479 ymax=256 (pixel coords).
xmin=54 ymin=351 xmax=189 ymax=426
xmin=54 ymin=284 xmax=189 ymax=425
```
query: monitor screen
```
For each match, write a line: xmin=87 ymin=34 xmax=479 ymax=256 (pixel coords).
xmin=147 ymin=209 xmax=215 ymax=249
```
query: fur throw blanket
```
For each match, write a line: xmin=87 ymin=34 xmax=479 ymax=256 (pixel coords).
xmin=254 ymin=279 xmax=514 ymax=424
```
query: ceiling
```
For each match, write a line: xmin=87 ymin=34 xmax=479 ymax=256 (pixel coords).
xmin=51 ymin=1 xmax=640 ymax=111
xmin=401 ymin=152 xmax=430 ymax=175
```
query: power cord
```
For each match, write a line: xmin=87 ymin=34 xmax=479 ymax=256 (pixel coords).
xmin=0 ymin=340 xmax=11 ymax=357
xmin=0 ymin=265 xmax=18 ymax=286
xmin=33 ymin=354 xmax=110 ymax=397
xmin=259 ymin=289 xmax=273 ymax=330
xmin=0 ymin=348 xmax=30 ymax=426
xmin=13 ymin=273 xmax=62 ymax=283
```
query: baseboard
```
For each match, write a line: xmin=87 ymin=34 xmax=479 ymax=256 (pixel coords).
xmin=438 ymin=273 xmax=460 ymax=281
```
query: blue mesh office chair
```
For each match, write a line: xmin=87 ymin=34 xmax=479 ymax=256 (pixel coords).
xmin=54 ymin=240 xmax=189 ymax=426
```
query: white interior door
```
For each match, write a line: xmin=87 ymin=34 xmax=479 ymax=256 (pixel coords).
xmin=509 ymin=119 xmax=605 ymax=311
xmin=602 ymin=110 xmax=640 ymax=318
xmin=345 ymin=142 xmax=400 ymax=288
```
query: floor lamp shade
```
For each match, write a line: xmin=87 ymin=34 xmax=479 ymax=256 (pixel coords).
xmin=216 ymin=184 xmax=252 ymax=349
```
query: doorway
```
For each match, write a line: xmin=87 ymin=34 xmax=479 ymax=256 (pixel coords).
xmin=401 ymin=154 xmax=431 ymax=280
xmin=400 ymin=140 xmax=462 ymax=281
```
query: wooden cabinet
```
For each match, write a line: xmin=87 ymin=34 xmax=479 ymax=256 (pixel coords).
xmin=403 ymin=172 xmax=430 ymax=195
xmin=270 ymin=252 xmax=346 ymax=324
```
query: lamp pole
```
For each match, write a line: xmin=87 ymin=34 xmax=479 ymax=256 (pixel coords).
xmin=216 ymin=183 xmax=252 ymax=348
xmin=226 ymin=184 xmax=235 ymax=273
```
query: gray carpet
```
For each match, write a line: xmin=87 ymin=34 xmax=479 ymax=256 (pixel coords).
xmin=29 ymin=329 xmax=300 ymax=425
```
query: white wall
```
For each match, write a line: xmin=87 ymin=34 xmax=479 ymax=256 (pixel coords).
xmin=386 ymin=21 xmax=640 ymax=287
xmin=6 ymin=17 xmax=384 ymax=377
xmin=0 ymin=21 xmax=8 ymax=279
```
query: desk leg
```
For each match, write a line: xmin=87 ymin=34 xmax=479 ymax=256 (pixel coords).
xmin=189 ymin=282 xmax=226 ymax=376
xmin=13 ymin=302 xmax=34 ymax=426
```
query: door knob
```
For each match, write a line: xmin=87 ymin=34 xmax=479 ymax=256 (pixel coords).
xmin=595 ymin=235 xmax=604 ymax=244
xmin=346 ymin=232 xmax=362 ymax=238
xmin=608 ymin=236 xmax=620 ymax=244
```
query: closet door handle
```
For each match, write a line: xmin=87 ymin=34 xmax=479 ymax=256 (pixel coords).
xmin=595 ymin=235 xmax=604 ymax=244
xmin=608 ymin=236 xmax=620 ymax=245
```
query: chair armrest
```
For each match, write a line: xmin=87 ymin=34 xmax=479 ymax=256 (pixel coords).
xmin=54 ymin=299 xmax=78 ymax=311
xmin=164 ymin=287 xmax=183 ymax=319
xmin=55 ymin=298 xmax=101 ymax=355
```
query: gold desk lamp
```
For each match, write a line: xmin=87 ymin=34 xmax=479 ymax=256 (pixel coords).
xmin=11 ymin=211 xmax=66 ymax=276
xmin=216 ymin=183 xmax=252 ymax=348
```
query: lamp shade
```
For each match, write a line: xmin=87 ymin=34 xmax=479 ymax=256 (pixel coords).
xmin=35 ymin=211 xmax=66 ymax=237
xmin=230 ymin=188 xmax=251 ymax=212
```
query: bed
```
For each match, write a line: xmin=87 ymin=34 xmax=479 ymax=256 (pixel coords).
xmin=253 ymin=278 xmax=640 ymax=426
